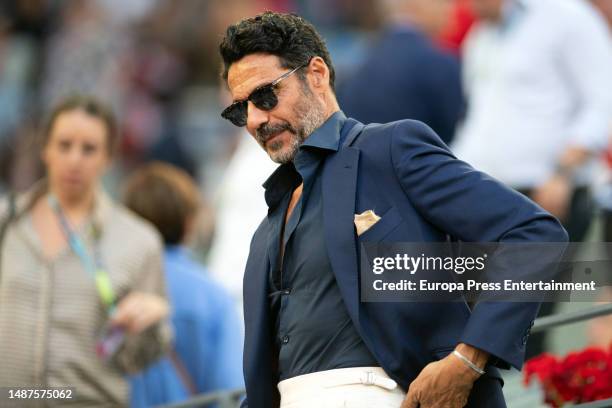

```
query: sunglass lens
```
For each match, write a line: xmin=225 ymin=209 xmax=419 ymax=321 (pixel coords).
xmin=251 ymin=86 xmax=278 ymax=111
xmin=222 ymin=102 xmax=247 ymax=127
xmin=221 ymin=85 xmax=277 ymax=127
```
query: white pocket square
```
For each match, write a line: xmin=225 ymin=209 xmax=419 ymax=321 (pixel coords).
xmin=354 ymin=210 xmax=381 ymax=236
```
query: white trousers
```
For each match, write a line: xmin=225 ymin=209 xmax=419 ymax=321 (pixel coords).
xmin=278 ymin=367 xmax=406 ymax=408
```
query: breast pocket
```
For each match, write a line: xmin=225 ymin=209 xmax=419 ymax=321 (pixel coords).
xmin=357 ymin=206 xmax=403 ymax=243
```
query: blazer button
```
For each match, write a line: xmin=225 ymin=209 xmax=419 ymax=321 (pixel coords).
xmin=282 ymin=335 xmax=290 ymax=345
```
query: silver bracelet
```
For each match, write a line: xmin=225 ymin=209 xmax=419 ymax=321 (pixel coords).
xmin=452 ymin=350 xmax=486 ymax=375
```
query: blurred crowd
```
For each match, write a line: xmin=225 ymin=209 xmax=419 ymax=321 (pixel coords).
xmin=0 ymin=0 xmax=611 ymax=406
xmin=0 ymin=0 xmax=385 ymax=195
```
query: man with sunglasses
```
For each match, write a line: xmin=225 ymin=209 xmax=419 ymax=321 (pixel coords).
xmin=219 ymin=12 xmax=567 ymax=408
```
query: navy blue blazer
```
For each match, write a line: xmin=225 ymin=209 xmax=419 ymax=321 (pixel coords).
xmin=241 ymin=118 xmax=568 ymax=407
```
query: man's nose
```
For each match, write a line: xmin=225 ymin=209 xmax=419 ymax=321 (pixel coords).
xmin=246 ymin=101 xmax=269 ymax=133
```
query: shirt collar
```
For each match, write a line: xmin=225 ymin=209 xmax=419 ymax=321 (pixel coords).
xmin=17 ymin=179 xmax=112 ymax=227
xmin=92 ymin=187 xmax=113 ymax=229
xmin=300 ymin=110 xmax=346 ymax=152
xmin=262 ymin=111 xmax=346 ymax=210
xmin=262 ymin=163 xmax=301 ymax=211
xmin=13 ymin=180 xmax=114 ymax=255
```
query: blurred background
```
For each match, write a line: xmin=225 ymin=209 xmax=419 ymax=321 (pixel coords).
xmin=0 ymin=0 xmax=611 ymax=407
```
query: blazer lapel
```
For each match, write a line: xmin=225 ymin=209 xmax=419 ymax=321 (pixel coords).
xmin=322 ymin=146 xmax=361 ymax=327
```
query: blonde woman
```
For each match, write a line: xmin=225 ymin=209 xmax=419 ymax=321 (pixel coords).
xmin=0 ymin=95 xmax=171 ymax=406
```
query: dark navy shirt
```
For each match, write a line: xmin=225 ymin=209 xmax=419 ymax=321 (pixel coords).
xmin=264 ymin=111 xmax=377 ymax=381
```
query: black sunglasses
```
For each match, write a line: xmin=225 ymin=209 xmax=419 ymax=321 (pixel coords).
xmin=221 ymin=63 xmax=308 ymax=127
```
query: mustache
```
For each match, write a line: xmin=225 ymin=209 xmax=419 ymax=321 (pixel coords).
xmin=255 ymin=121 xmax=296 ymax=144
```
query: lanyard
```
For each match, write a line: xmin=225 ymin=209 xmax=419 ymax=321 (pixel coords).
xmin=48 ymin=195 xmax=116 ymax=315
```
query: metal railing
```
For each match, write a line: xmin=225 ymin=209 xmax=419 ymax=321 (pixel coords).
xmin=532 ymin=303 xmax=612 ymax=408
xmin=157 ymin=303 xmax=612 ymax=408
xmin=572 ymin=398 xmax=612 ymax=408
xmin=531 ymin=303 xmax=612 ymax=333
xmin=156 ymin=388 xmax=245 ymax=408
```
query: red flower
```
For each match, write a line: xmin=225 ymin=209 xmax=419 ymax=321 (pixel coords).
xmin=523 ymin=343 xmax=612 ymax=407
xmin=524 ymin=353 xmax=558 ymax=385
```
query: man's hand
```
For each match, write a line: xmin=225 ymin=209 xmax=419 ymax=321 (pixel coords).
xmin=532 ymin=145 xmax=590 ymax=221
xmin=532 ymin=174 xmax=572 ymax=221
xmin=401 ymin=344 xmax=488 ymax=408
xmin=110 ymin=292 xmax=169 ymax=334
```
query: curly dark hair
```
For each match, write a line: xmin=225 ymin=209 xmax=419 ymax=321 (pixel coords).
xmin=219 ymin=11 xmax=336 ymax=90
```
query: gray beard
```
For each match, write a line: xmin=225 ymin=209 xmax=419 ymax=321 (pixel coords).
xmin=266 ymin=88 xmax=326 ymax=164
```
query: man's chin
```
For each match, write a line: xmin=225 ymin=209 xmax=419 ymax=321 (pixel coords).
xmin=267 ymin=146 xmax=296 ymax=164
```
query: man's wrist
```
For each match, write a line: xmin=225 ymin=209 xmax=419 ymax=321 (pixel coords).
xmin=553 ymin=162 xmax=576 ymax=181
xmin=554 ymin=146 xmax=591 ymax=181
xmin=454 ymin=343 xmax=489 ymax=371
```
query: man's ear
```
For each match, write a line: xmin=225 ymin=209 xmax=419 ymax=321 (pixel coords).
xmin=307 ymin=56 xmax=330 ymax=90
